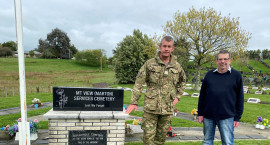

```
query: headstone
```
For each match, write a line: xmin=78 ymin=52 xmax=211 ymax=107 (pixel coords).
xmin=252 ymin=87 xmax=259 ymax=90
xmin=69 ymin=130 xmax=107 ymax=145
xmin=191 ymin=93 xmax=199 ymax=98
xmin=255 ymin=91 xmax=262 ymax=95
xmin=185 ymin=87 xmax=193 ymax=90
xmin=247 ymin=98 xmax=261 ymax=103
xmin=262 ymin=87 xmax=269 ymax=91
xmin=92 ymin=82 xmax=109 ymax=88
xmin=182 ymin=92 xmax=189 ymax=96
xmin=243 ymin=86 xmax=249 ymax=90
xmin=53 ymin=87 xmax=123 ymax=111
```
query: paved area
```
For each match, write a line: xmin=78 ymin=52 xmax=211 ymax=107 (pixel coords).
xmin=0 ymin=104 xmax=269 ymax=144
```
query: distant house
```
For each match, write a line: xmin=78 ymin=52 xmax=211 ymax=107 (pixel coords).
xmin=13 ymin=50 xmax=40 ymax=58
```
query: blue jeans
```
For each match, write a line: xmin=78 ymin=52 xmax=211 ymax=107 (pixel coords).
xmin=203 ymin=117 xmax=234 ymax=145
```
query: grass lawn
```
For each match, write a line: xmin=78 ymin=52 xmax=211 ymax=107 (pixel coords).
xmin=0 ymin=58 xmax=116 ymax=97
xmin=0 ymin=107 xmax=51 ymax=129
xmin=0 ymin=93 xmax=52 ymax=110
xmin=124 ymin=88 xmax=270 ymax=125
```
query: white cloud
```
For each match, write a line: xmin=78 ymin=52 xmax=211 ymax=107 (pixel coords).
xmin=1 ymin=0 xmax=269 ymax=57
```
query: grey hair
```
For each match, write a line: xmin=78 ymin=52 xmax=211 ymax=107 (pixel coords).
xmin=160 ymin=36 xmax=174 ymax=45
xmin=216 ymin=50 xmax=231 ymax=59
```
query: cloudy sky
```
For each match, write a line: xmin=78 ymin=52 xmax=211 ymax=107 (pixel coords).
xmin=1 ymin=0 xmax=269 ymax=57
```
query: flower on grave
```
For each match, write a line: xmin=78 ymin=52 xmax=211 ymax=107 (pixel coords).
xmin=168 ymin=127 xmax=172 ymax=131
xmin=34 ymin=119 xmax=38 ymax=123
xmin=1 ymin=125 xmax=10 ymax=131
xmin=32 ymin=98 xmax=41 ymax=104
xmin=30 ymin=120 xmax=40 ymax=134
xmin=1 ymin=118 xmax=40 ymax=136
xmin=191 ymin=109 xmax=198 ymax=116
xmin=132 ymin=119 xmax=142 ymax=125
xmin=262 ymin=118 xmax=269 ymax=127
xmin=7 ymin=124 xmax=18 ymax=136
xmin=166 ymin=127 xmax=176 ymax=137
xmin=256 ymin=116 xmax=263 ymax=124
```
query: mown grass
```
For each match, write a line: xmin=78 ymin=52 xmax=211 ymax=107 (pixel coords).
xmin=0 ymin=107 xmax=52 ymax=129
xmin=264 ymin=60 xmax=270 ymax=66
xmin=0 ymin=58 xmax=116 ymax=97
xmin=124 ymin=87 xmax=270 ymax=125
xmin=0 ymin=93 xmax=52 ymax=110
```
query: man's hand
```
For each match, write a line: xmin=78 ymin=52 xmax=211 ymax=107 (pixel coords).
xmin=125 ymin=104 xmax=137 ymax=114
xmin=233 ymin=121 xmax=240 ymax=127
xmin=173 ymin=98 xmax=179 ymax=105
xmin=197 ymin=116 xmax=204 ymax=123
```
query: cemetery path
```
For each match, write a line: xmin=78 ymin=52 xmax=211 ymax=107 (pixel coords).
xmin=0 ymin=104 xmax=269 ymax=145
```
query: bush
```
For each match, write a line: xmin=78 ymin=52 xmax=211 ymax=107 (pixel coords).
xmin=74 ymin=49 xmax=106 ymax=67
xmin=0 ymin=47 xmax=13 ymax=57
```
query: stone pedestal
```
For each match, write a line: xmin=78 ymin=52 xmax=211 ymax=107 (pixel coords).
xmin=44 ymin=109 xmax=129 ymax=145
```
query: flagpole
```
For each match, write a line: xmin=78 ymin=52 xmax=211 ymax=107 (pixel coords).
xmin=14 ymin=0 xmax=30 ymax=144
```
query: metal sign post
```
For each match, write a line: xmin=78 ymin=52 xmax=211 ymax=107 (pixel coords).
xmin=14 ymin=0 xmax=30 ymax=144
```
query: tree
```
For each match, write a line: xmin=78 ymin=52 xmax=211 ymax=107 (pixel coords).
xmin=234 ymin=53 xmax=249 ymax=71
xmin=2 ymin=41 xmax=17 ymax=51
xmin=0 ymin=47 xmax=13 ymax=57
xmin=29 ymin=50 xmax=35 ymax=57
xmin=113 ymin=29 xmax=156 ymax=83
xmin=37 ymin=28 xmax=73 ymax=59
xmin=70 ymin=44 xmax=78 ymax=57
xmin=47 ymin=28 xmax=71 ymax=58
xmin=262 ymin=49 xmax=270 ymax=60
xmin=164 ymin=7 xmax=251 ymax=90
xmin=74 ymin=49 xmax=106 ymax=67
xmin=172 ymin=37 xmax=190 ymax=71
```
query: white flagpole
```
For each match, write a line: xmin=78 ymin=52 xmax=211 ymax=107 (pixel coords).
xmin=14 ymin=0 xmax=30 ymax=144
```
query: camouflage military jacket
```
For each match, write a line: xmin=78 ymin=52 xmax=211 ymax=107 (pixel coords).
xmin=130 ymin=53 xmax=186 ymax=115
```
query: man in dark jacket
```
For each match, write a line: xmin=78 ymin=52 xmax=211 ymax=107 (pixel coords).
xmin=197 ymin=50 xmax=244 ymax=145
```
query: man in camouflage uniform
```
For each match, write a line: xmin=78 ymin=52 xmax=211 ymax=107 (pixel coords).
xmin=126 ymin=36 xmax=186 ymax=145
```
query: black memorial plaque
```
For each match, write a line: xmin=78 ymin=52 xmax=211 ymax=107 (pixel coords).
xmin=53 ymin=87 xmax=123 ymax=111
xmin=69 ymin=130 xmax=107 ymax=145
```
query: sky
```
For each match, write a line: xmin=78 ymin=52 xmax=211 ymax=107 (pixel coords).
xmin=1 ymin=0 xmax=269 ymax=57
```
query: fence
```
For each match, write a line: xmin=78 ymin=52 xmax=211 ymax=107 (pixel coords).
xmin=0 ymin=86 xmax=53 ymax=97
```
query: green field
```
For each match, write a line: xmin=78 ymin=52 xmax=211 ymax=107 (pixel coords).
xmin=0 ymin=57 xmax=270 ymax=144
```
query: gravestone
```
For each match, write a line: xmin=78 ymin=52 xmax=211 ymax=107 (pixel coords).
xmin=191 ymin=93 xmax=199 ymax=97
xmin=92 ymin=82 xmax=109 ymax=88
xmin=255 ymin=91 xmax=262 ymax=95
xmin=182 ymin=92 xmax=189 ymax=96
xmin=247 ymin=98 xmax=260 ymax=103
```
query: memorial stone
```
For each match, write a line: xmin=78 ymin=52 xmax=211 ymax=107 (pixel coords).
xmin=44 ymin=87 xmax=128 ymax=145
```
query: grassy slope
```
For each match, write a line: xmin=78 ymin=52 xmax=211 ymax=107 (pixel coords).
xmin=1 ymin=58 xmax=270 ymax=127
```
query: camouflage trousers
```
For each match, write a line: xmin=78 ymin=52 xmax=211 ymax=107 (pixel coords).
xmin=141 ymin=112 xmax=172 ymax=145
